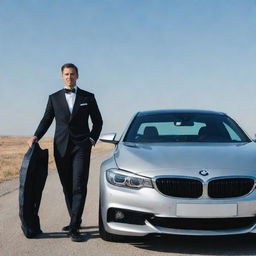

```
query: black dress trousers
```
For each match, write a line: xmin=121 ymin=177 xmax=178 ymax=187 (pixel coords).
xmin=54 ymin=140 xmax=92 ymax=230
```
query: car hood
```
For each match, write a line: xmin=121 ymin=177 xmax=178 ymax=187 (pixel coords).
xmin=114 ymin=142 xmax=256 ymax=178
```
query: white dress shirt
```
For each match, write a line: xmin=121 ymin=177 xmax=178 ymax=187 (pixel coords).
xmin=64 ymin=86 xmax=95 ymax=146
xmin=64 ymin=86 xmax=77 ymax=113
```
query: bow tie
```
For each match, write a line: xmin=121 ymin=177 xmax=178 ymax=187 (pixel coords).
xmin=64 ymin=88 xmax=76 ymax=93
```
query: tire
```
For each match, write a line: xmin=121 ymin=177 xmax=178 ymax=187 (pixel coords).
xmin=98 ymin=203 xmax=124 ymax=242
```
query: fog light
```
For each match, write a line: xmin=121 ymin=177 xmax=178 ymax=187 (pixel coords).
xmin=107 ymin=208 xmax=154 ymax=224
xmin=115 ymin=211 xmax=125 ymax=220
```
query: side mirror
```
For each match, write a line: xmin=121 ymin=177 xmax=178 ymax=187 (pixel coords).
xmin=100 ymin=133 xmax=119 ymax=144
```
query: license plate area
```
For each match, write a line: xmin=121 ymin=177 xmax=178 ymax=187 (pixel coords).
xmin=176 ymin=203 xmax=237 ymax=217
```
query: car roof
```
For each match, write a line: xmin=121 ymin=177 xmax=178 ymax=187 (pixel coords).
xmin=137 ymin=109 xmax=227 ymax=117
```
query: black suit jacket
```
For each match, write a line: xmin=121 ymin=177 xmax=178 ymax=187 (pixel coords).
xmin=34 ymin=87 xmax=103 ymax=157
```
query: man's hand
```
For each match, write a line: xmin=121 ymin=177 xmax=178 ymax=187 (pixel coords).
xmin=89 ymin=137 xmax=95 ymax=146
xmin=27 ymin=136 xmax=38 ymax=148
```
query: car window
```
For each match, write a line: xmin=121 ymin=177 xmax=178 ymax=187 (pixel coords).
xmin=124 ymin=113 xmax=251 ymax=143
xmin=138 ymin=122 xmax=206 ymax=135
xmin=223 ymin=122 xmax=243 ymax=142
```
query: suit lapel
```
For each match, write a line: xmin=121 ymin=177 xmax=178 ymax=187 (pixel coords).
xmin=58 ymin=90 xmax=71 ymax=119
xmin=70 ymin=87 xmax=83 ymax=121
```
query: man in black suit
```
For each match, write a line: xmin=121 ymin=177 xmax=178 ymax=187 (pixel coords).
xmin=27 ymin=63 xmax=103 ymax=242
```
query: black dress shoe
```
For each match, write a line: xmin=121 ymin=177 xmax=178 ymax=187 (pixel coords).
xmin=21 ymin=225 xmax=43 ymax=238
xmin=70 ymin=230 xmax=84 ymax=242
xmin=62 ymin=225 xmax=71 ymax=231
xmin=62 ymin=224 xmax=81 ymax=231
xmin=62 ymin=220 xmax=82 ymax=231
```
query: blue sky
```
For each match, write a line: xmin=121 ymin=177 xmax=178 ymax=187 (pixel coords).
xmin=0 ymin=0 xmax=256 ymax=137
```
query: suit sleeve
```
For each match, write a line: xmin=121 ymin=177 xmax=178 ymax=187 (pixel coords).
xmin=34 ymin=96 xmax=55 ymax=140
xmin=89 ymin=95 xmax=103 ymax=142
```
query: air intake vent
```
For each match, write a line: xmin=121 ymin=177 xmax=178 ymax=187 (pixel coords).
xmin=208 ymin=178 xmax=254 ymax=198
xmin=155 ymin=178 xmax=203 ymax=198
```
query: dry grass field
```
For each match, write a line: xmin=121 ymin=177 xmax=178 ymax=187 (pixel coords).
xmin=0 ymin=136 xmax=114 ymax=182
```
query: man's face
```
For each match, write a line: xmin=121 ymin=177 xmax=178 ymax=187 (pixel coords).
xmin=62 ymin=67 xmax=78 ymax=89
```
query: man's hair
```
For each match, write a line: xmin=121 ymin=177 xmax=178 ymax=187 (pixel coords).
xmin=61 ymin=63 xmax=79 ymax=76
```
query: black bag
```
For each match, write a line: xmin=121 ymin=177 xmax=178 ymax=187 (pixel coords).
xmin=19 ymin=143 xmax=48 ymax=238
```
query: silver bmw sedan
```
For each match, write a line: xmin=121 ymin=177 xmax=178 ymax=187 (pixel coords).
xmin=99 ymin=109 xmax=256 ymax=242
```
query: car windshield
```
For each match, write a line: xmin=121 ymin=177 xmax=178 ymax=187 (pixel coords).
xmin=124 ymin=113 xmax=251 ymax=143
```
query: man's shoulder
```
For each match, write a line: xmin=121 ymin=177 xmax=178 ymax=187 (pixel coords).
xmin=50 ymin=89 xmax=63 ymax=97
xmin=77 ymin=88 xmax=95 ymax=97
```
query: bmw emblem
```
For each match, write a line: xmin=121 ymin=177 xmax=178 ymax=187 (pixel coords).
xmin=199 ymin=170 xmax=209 ymax=176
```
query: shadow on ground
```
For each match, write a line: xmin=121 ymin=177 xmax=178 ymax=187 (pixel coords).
xmin=32 ymin=225 xmax=256 ymax=255
xmin=126 ymin=234 xmax=256 ymax=255
xmin=33 ymin=225 xmax=100 ymax=242
xmin=80 ymin=225 xmax=100 ymax=240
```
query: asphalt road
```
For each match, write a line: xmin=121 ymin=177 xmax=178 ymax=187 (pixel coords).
xmin=1 ymin=149 xmax=256 ymax=256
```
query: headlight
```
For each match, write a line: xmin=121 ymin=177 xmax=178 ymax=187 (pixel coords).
xmin=106 ymin=169 xmax=153 ymax=189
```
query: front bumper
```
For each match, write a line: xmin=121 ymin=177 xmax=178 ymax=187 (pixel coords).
xmin=100 ymin=175 xmax=256 ymax=236
xmin=107 ymin=219 xmax=256 ymax=236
